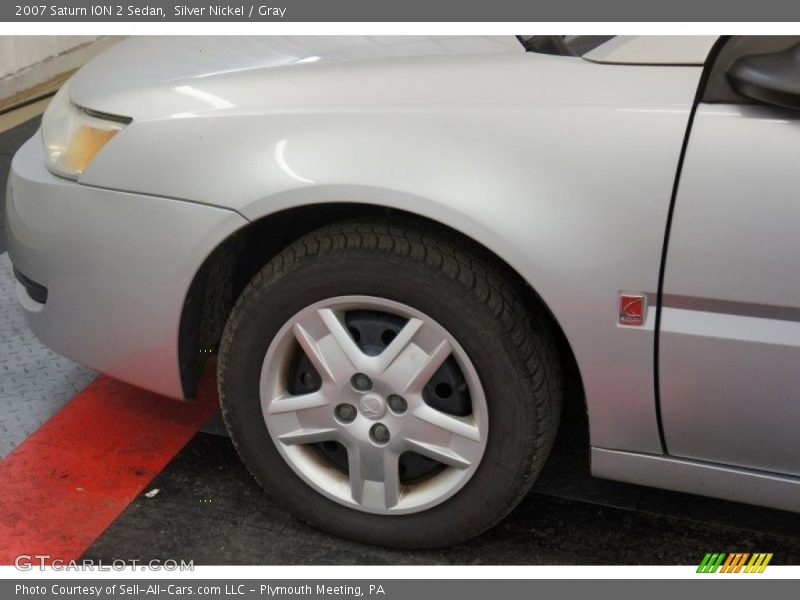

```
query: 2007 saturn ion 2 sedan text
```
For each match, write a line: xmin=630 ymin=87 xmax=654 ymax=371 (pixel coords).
xmin=6 ymin=35 xmax=800 ymax=548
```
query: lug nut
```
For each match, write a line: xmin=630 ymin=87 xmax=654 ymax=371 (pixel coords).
xmin=300 ymin=371 xmax=318 ymax=389
xmin=370 ymin=423 xmax=390 ymax=444
xmin=350 ymin=372 xmax=372 ymax=392
xmin=388 ymin=394 xmax=407 ymax=414
xmin=335 ymin=403 xmax=357 ymax=423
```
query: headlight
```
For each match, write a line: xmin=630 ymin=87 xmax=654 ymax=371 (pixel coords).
xmin=41 ymin=83 xmax=131 ymax=180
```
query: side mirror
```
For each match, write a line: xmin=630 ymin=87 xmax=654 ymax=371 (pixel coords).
xmin=727 ymin=43 xmax=800 ymax=110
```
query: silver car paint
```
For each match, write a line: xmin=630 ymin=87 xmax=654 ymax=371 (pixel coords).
xmin=12 ymin=36 xmax=799 ymax=512
xmin=593 ymin=448 xmax=800 ymax=514
xmin=583 ymin=35 xmax=718 ymax=65
xmin=73 ymin=38 xmax=706 ymax=456
xmin=660 ymin=103 xmax=800 ymax=477
xmin=67 ymin=35 xmax=522 ymax=116
xmin=12 ymin=36 xmax=701 ymax=453
xmin=7 ymin=138 xmax=247 ymax=398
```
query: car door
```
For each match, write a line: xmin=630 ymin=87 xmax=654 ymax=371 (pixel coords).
xmin=659 ymin=36 xmax=800 ymax=477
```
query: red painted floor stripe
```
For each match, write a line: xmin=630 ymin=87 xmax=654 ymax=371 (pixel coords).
xmin=0 ymin=369 xmax=219 ymax=565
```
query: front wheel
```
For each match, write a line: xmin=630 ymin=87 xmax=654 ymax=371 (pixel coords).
xmin=218 ymin=219 xmax=562 ymax=548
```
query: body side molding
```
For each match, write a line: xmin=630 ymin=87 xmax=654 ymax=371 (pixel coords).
xmin=593 ymin=447 xmax=800 ymax=513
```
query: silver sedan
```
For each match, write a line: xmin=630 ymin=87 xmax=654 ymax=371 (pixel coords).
xmin=6 ymin=35 xmax=799 ymax=547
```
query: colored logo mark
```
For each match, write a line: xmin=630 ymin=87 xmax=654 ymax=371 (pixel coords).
xmin=697 ymin=552 xmax=773 ymax=573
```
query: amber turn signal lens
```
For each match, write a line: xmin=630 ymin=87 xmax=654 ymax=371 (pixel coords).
xmin=60 ymin=125 xmax=118 ymax=174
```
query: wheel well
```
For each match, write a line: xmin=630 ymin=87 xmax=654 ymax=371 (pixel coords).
xmin=178 ymin=203 xmax=585 ymax=420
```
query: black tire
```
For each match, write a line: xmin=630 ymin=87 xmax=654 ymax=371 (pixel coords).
xmin=218 ymin=218 xmax=562 ymax=548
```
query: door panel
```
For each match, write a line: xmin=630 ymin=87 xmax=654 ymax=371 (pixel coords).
xmin=660 ymin=103 xmax=800 ymax=476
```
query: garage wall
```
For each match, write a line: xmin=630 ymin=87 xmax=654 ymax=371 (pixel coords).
xmin=0 ymin=37 xmax=99 ymax=78
xmin=0 ymin=36 xmax=121 ymax=106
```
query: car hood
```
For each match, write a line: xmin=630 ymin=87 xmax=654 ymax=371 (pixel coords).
xmin=68 ymin=36 xmax=523 ymax=120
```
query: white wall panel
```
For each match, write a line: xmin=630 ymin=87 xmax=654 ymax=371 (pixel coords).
xmin=0 ymin=36 xmax=99 ymax=78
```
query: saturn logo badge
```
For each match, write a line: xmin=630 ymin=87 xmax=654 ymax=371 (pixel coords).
xmin=359 ymin=394 xmax=387 ymax=419
xmin=619 ymin=293 xmax=646 ymax=326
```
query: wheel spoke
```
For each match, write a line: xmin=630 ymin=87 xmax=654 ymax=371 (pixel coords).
xmin=278 ymin=426 xmax=339 ymax=445
xmin=373 ymin=317 xmax=424 ymax=372
xmin=292 ymin=321 xmax=337 ymax=383
xmin=293 ymin=308 xmax=366 ymax=383
xmin=348 ymin=443 xmax=401 ymax=510
xmin=381 ymin=330 xmax=452 ymax=394
xmin=267 ymin=391 xmax=338 ymax=446
xmin=267 ymin=391 xmax=330 ymax=415
xmin=318 ymin=308 xmax=367 ymax=371
xmin=404 ymin=339 xmax=452 ymax=393
xmin=403 ymin=404 xmax=483 ymax=470
xmin=411 ymin=404 xmax=481 ymax=442
xmin=404 ymin=439 xmax=472 ymax=469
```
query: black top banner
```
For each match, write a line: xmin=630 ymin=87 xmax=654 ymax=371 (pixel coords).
xmin=3 ymin=0 xmax=800 ymax=22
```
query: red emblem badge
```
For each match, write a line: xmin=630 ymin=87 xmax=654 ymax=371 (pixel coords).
xmin=619 ymin=293 xmax=646 ymax=326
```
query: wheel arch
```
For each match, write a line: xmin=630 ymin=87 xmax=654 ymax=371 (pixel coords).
xmin=178 ymin=200 xmax=585 ymax=420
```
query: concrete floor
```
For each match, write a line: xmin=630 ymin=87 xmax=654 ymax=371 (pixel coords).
xmin=84 ymin=423 xmax=800 ymax=565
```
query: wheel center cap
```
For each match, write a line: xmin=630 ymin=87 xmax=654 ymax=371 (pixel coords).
xmin=359 ymin=393 xmax=387 ymax=420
